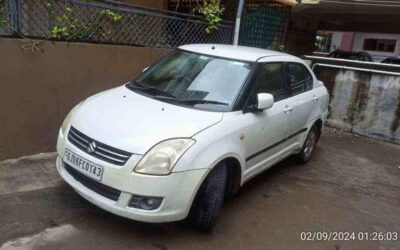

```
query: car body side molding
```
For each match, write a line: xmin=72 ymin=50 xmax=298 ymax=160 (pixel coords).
xmin=245 ymin=128 xmax=307 ymax=162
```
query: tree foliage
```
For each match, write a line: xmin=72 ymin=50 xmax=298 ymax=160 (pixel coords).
xmin=198 ymin=0 xmax=225 ymax=34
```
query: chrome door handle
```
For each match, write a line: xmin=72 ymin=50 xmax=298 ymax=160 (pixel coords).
xmin=312 ymin=97 xmax=319 ymax=103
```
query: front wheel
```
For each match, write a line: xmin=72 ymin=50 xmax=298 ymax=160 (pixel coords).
xmin=189 ymin=163 xmax=227 ymax=232
xmin=297 ymin=126 xmax=319 ymax=164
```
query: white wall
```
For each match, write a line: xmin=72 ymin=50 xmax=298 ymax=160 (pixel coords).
xmin=352 ymin=32 xmax=400 ymax=62
xmin=330 ymin=32 xmax=343 ymax=52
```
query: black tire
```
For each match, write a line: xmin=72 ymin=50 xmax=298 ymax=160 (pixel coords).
xmin=297 ymin=126 xmax=319 ymax=164
xmin=189 ymin=162 xmax=227 ymax=232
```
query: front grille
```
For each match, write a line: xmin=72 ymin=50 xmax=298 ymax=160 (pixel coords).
xmin=64 ymin=163 xmax=121 ymax=201
xmin=68 ymin=127 xmax=132 ymax=166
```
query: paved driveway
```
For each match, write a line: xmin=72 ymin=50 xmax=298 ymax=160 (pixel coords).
xmin=0 ymin=128 xmax=399 ymax=250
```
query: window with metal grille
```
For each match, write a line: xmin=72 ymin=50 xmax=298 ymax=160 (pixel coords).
xmin=363 ymin=39 xmax=397 ymax=53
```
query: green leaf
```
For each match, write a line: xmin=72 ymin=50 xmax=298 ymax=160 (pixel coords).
xmin=198 ymin=0 xmax=224 ymax=35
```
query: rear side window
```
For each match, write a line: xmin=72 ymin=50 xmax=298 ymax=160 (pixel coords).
xmin=250 ymin=63 xmax=288 ymax=102
xmin=288 ymin=63 xmax=313 ymax=96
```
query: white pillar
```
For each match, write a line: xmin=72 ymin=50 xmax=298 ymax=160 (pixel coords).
xmin=233 ymin=0 xmax=245 ymax=45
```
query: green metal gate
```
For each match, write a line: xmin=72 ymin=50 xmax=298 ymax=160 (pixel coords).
xmin=239 ymin=0 xmax=290 ymax=50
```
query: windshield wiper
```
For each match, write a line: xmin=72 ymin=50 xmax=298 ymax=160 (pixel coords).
xmin=180 ymin=99 xmax=229 ymax=106
xmin=127 ymin=82 xmax=176 ymax=98
xmin=155 ymin=96 xmax=228 ymax=106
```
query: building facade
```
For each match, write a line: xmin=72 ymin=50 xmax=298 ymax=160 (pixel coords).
xmin=330 ymin=32 xmax=400 ymax=62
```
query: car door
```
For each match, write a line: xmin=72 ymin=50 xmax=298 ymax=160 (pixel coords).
xmin=284 ymin=62 xmax=318 ymax=150
xmin=241 ymin=62 xmax=291 ymax=179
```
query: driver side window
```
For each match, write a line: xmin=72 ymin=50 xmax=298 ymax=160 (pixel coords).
xmin=250 ymin=62 xmax=288 ymax=102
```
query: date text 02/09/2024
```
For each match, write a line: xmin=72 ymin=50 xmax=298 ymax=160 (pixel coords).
xmin=300 ymin=232 xmax=398 ymax=241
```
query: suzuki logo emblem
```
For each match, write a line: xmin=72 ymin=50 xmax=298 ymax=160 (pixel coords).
xmin=87 ymin=141 xmax=97 ymax=154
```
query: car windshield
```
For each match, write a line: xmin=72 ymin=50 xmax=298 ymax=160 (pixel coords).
xmin=127 ymin=50 xmax=253 ymax=111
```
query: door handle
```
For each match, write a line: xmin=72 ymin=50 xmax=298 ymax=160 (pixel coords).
xmin=284 ymin=106 xmax=293 ymax=114
xmin=312 ymin=96 xmax=319 ymax=103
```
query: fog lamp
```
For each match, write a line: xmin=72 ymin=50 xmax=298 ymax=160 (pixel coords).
xmin=129 ymin=195 xmax=163 ymax=210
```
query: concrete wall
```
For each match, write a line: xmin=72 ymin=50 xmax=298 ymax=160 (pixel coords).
xmin=315 ymin=67 xmax=400 ymax=144
xmin=0 ymin=38 xmax=169 ymax=160
xmin=286 ymin=29 xmax=317 ymax=56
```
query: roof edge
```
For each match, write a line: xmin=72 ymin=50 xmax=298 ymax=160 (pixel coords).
xmin=273 ymin=0 xmax=298 ymax=7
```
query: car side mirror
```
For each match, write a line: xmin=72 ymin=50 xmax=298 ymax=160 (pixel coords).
xmin=142 ymin=67 xmax=149 ymax=72
xmin=257 ymin=93 xmax=274 ymax=110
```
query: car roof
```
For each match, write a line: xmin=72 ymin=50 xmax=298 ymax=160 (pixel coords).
xmin=382 ymin=57 xmax=400 ymax=63
xmin=383 ymin=57 xmax=400 ymax=61
xmin=178 ymin=44 xmax=299 ymax=62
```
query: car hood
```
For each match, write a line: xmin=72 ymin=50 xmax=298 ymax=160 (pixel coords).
xmin=70 ymin=86 xmax=223 ymax=154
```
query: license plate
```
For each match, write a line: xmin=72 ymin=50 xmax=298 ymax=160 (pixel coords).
xmin=63 ymin=149 xmax=104 ymax=181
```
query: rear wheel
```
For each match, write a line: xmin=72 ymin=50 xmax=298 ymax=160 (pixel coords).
xmin=297 ymin=126 xmax=319 ymax=164
xmin=189 ymin=162 xmax=227 ymax=232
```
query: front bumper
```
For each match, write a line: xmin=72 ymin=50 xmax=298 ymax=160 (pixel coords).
xmin=56 ymin=128 xmax=209 ymax=223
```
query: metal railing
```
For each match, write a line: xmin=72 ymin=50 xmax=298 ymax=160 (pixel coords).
xmin=312 ymin=63 xmax=400 ymax=77
xmin=0 ymin=0 xmax=234 ymax=48
xmin=303 ymin=55 xmax=400 ymax=73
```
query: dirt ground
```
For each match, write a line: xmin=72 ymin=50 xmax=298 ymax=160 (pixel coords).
xmin=0 ymin=128 xmax=399 ymax=250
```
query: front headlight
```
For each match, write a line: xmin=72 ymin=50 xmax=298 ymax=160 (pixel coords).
xmin=61 ymin=103 xmax=82 ymax=134
xmin=134 ymin=139 xmax=195 ymax=175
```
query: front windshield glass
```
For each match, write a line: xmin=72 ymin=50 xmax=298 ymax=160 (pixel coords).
xmin=128 ymin=50 xmax=253 ymax=111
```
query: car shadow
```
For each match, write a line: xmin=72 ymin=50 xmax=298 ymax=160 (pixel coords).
xmin=60 ymin=147 xmax=320 ymax=238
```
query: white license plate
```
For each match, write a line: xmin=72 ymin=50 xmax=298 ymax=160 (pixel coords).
xmin=64 ymin=149 xmax=104 ymax=181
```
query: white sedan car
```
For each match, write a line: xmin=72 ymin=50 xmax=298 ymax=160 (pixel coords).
xmin=56 ymin=44 xmax=329 ymax=231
